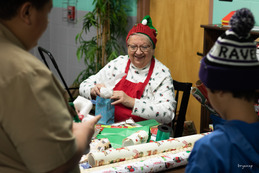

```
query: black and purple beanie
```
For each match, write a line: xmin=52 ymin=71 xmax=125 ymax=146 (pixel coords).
xmin=199 ymin=8 xmax=259 ymax=91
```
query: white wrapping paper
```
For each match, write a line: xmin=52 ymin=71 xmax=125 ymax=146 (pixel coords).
xmin=87 ymin=133 xmax=210 ymax=167
xmin=122 ymin=130 xmax=149 ymax=147
xmin=81 ymin=147 xmax=192 ymax=173
xmin=80 ymin=138 xmax=112 ymax=164
xmin=90 ymin=138 xmax=112 ymax=153
xmin=73 ymin=96 xmax=93 ymax=120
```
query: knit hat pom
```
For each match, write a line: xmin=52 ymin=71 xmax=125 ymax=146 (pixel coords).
xmin=199 ymin=8 xmax=259 ymax=90
xmin=230 ymin=8 xmax=255 ymax=37
xmin=141 ymin=15 xmax=158 ymax=34
xmin=142 ymin=19 xmax=148 ymax=25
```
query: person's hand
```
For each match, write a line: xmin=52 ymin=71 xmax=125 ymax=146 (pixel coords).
xmin=73 ymin=115 xmax=101 ymax=153
xmin=73 ymin=115 xmax=101 ymax=137
xmin=90 ymin=84 xmax=106 ymax=98
xmin=57 ymin=115 xmax=101 ymax=173
xmin=80 ymin=115 xmax=101 ymax=143
xmin=111 ymin=90 xmax=135 ymax=108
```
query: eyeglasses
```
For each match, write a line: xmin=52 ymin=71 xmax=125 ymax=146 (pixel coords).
xmin=128 ymin=44 xmax=151 ymax=52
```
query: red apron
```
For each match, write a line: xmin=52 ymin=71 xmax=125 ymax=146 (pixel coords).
xmin=113 ymin=58 xmax=155 ymax=122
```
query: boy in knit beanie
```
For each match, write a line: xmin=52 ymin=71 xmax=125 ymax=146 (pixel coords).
xmin=186 ymin=8 xmax=259 ymax=172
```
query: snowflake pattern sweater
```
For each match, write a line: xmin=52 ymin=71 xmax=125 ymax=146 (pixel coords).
xmin=79 ymin=55 xmax=176 ymax=124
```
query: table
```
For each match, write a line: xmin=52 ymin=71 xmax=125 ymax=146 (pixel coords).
xmin=80 ymin=120 xmax=211 ymax=172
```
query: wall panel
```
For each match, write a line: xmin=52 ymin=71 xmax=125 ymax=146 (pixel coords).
xmin=150 ymin=0 xmax=210 ymax=132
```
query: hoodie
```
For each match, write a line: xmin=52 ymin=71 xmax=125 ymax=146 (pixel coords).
xmin=186 ymin=120 xmax=259 ymax=173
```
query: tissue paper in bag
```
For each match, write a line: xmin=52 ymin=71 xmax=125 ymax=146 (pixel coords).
xmin=95 ymin=73 xmax=125 ymax=124
xmin=95 ymin=96 xmax=114 ymax=125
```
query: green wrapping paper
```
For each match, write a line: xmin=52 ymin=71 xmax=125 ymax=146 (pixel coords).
xmin=156 ymin=125 xmax=172 ymax=141
xmin=136 ymin=119 xmax=159 ymax=127
xmin=69 ymin=102 xmax=81 ymax=122
xmin=97 ymin=126 xmax=151 ymax=148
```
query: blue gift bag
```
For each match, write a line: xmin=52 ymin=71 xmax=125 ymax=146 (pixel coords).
xmin=95 ymin=96 xmax=114 ymax=124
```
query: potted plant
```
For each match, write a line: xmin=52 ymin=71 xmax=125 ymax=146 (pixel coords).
xmin=74 ymin=0 xmax=129 ymax=85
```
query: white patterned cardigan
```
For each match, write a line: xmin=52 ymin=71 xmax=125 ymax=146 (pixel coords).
xmin=79 ymin=55 xmax=176 ymax=124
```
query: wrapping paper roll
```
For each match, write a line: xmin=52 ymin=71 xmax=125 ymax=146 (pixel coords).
xmin=91 ymin=138 xmax=112 ymax=152
xmin=122 ymin=130 xmax=149 ymax=147
xmin=191 ymin=87 xmax=207 ymax=105
xmin=81 ymin=147 xmax=192 ymax=173
xmin=156 ymin=125 xmax=172 ymax=141
xmin=191 ymin=86 xmax=217 ymax=114
xmin=80 ymin=138 xmax=112 ymax=164
xmin=204 ymin=104 xmax=217 ymax=114
xmin=87 ymin=133 xmax=210 ymax=167
xmin=195 ymin=80 xmax=208 ymax=101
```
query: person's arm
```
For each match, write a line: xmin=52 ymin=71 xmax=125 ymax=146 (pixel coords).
xmin=47 ymin=115 xmax=101 ymax=173
xmin=132 ymin=75 xmax=176 ymax=124
xmin=79 ymin=62 xmax=113 ymax=100
xmin=5 ymin=66 xmax=100 ymax=173
xmin=90 ymin=83 xmax=106 ymax=99
xmin=79 ymin=56 xmax=128 ymax=100
xmin=111 ymin=74 xmax=176 ymax=124
xmin=79 ymin=73 xmax=105 ymax=100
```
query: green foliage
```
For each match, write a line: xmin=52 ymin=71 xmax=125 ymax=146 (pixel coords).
xmin=74 ymin=0 xmax=128 ymax=85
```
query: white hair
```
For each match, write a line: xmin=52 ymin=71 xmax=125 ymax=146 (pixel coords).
xmin=127 ymin=33 xmax=153 ymax=47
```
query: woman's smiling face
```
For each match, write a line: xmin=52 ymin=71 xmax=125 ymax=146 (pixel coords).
xmin=127 ymin=34 xmax=154 ymax=68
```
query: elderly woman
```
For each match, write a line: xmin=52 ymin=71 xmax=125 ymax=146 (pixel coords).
xmin=79 ymin=15 xmax=176 ymax=124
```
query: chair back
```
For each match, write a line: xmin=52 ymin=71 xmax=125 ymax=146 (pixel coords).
xmin=38 ymin=46 xmax=74 ymax=101
xmin=172 ymin=80 xmax=192 ymax=137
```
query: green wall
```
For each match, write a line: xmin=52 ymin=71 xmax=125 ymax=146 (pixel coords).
xmin=53 ymin=0 xmax=93 ymax=11
xmin=53 ymin=0 xmax=137 ymax=16
xmin=213 ymin=0 xmax=259 ymax=26
xmin=54 ymin=1 xmax=258 ymax=24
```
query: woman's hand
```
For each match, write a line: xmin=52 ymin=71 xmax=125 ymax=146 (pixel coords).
xmin=111 ymin=90 xmax=135 ymax=108
xmin=90 ymin=84 xmax=106 ymax=98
